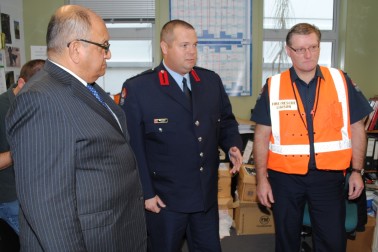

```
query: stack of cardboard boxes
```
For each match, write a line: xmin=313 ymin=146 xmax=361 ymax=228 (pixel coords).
xmin=217 ymin=162 xmax=234 ymax=219
xmin=234 ymin=164 xmax=275 ymax=235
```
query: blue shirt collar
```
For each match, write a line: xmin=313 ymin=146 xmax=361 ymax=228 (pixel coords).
xmin=162 ymin=60 xmax=191 ymax=90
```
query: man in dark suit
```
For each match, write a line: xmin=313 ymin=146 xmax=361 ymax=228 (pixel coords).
xmin=120 ymin=19 xmax=243 ymax=252
xmin=6 ymin=5 xmax=146 ymax=251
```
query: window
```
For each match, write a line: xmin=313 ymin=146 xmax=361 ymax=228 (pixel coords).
xmin=97 ymin=22 xmax=155 ymax=95
xmin=69 ymin=0 xmax=155 ymax=95
xmin=262 ymin=0 xmax=339 ymax=85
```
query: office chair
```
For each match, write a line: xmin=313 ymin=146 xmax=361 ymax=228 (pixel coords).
xmin=300 ymin=172 xmax=358 ymax=252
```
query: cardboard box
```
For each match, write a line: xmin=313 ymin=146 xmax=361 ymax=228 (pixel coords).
xmin=218 ymin=162 xmax=231 ymax=198
xmin=347 ymin=216 xmax=375 ymax=252
xmin=237 ymin=164 xmax=258 ymax=201
xmin=218 ymin=197 xmax=234 ymax=219
xmin=234 ymin=201 xmax=275 ymax=235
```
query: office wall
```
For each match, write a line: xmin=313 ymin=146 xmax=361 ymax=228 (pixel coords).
xmin=343 ymin=0 xmax=378 ymax=99
xmin=23 ymin=0 xmax=378 ymax=119
xmin=23 ymin=0 xmax=64 ymax=63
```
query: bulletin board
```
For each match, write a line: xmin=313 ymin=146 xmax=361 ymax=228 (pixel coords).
xmin=0 ymin=0 xmax=25 ymax=93
xmin=170 ymin=0 xmax=252 ymax=96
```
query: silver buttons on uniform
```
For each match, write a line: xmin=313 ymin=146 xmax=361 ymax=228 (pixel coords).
xmin=194 ymin=120 xmax=203 ymax=172
xmin=158 ymin=128 xmax=163 ymax=132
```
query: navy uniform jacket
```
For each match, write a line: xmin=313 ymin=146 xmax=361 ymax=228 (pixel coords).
xmin=121 ymin=62 xmax=242 ymax=213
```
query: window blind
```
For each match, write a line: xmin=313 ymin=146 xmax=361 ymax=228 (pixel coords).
xmin=69 ymin=0 xmax=155 ymax=21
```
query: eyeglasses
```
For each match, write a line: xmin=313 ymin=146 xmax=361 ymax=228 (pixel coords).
xmin=288 ymin=45 xmax=319 ymax=55
xmin=67 ymin=39 xmax=110 ymax=54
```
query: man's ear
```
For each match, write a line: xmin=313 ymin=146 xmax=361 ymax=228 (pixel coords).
xmin=285 ymin=45 xmax=292 ymax=58
xmin=17 ymin=77 xmax=26 ymax=89
xmin=13 ymin=77 xmax=26 ymax=95
xmin=68 ymin=41 xmax=81 ymax=63
xmin=160 ymin=41 xmax=168 ymax=55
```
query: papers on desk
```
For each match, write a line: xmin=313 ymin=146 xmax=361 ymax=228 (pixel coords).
xmin=238 ymin=124 xmax=254 ymax=134
xmin=237 ymin=117 xmax=255 ymax=134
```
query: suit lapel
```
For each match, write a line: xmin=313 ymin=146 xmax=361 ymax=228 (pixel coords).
xmin=44 ymin=60 xmax=124 ymax=136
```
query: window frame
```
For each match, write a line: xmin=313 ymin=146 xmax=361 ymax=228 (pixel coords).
xmin=262 ymin=0 xmax=340 ymax=83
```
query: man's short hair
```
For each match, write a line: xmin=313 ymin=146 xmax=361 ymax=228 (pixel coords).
xmin=19 ymin=59 xmax=45 ymax=82
xmin=286 ymin=23 xmax=321 ymax=46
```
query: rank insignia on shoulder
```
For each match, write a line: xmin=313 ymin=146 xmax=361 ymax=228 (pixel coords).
xmin=154 ymin=118 xmax=168 ymax=124
xmin=190 ymin=69 xmax=201 ymax=82
xmin=159 ymin=70 xmax=169 ymax=86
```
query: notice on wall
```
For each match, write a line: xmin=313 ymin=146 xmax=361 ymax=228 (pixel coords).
xmin=31 ymin=45 xmax=47 ymax=60
xmin=170 ymin=0 xmax=252 ymax=96
xmin=0 ymin=67 xmax=6 ymax=94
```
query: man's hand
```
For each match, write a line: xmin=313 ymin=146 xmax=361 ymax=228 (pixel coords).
xmin=256 ymin=176 xmax=275 ymax=208
xmin=145 ymin=195 xmax=166 ymax=213
xmin=348 ymin=172 xmax=364 ymax=200
xmin=228 ymin=146 xmax=242 ymax=174
xmin=0 ymin=151 xmax=12 ymax=170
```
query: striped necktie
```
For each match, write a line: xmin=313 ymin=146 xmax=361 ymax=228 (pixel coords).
xmin=86 ymin=83 xmax=123 ymax=131
xmin=86 ymin=83 xmax=109 ymax=109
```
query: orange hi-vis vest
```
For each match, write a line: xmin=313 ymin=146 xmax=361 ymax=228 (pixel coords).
xmin=267 ymin=66 xmax=352 ymax=174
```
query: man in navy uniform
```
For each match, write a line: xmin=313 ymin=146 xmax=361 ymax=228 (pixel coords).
xmin=120 ymin=19 xmax=243 ymax=252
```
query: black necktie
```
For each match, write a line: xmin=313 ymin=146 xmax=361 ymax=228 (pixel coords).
xmin=182 ymin=77 xmax=192 ymax=101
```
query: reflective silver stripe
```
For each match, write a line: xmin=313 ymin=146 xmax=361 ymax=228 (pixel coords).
xmin=270 ymin=74 xmax=282 ymax=145
xmin=328 ymin=68 xmax=350 ymax=141
xmin=270 ymin=143 xmax=310 ymax=155
xmin=314 ymin=139 xmax=352 ymax=152
xmin=270 ymin=139 xmax=352 ymax=155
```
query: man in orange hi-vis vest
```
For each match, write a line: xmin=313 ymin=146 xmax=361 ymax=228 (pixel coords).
xmin=251 ymin=23 xmax=373 ymax=252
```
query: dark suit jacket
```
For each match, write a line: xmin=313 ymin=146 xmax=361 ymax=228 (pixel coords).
xmin=121 ymin=63 xmax=242 ymax=213
xmin=6 ymin=60 xmax=147 ymax=251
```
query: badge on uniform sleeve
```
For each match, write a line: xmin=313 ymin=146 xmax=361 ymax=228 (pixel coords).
xmin=154 ymin=118 xmax=168 ymax=123
xmin=119 ymin=87 xmax=127 ymax=105
xmin=121 ymin=87 xmax=127 ymax=98
xmin=159 ymin=70 xmax=169 ymax=86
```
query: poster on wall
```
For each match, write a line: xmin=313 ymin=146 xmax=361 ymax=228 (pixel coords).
xmin=14 ymin=20 xmax=20 ymax=39
xmin=1 ymin=13 xmax=12 ymax=44
xmin=31 ymin=46 xmax=47 ymax=60
xmin=0 ymin=50 xmax=4 ymax=67
xmin=0 ymin=68 xmax=6 ymax=94
xmin=0 ymin=50 xmax=6 ymax=93
xmin=5 ymin=46 xmax=20 ymax=67
xmin=170 ymin=0 xmax=252 ymax=96
xmin=5 ymin=71 xmax=14 ymax=89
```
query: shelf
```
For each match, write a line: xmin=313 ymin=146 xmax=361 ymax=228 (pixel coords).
xmin=367 ymin=130 xmax=378 ymax=134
